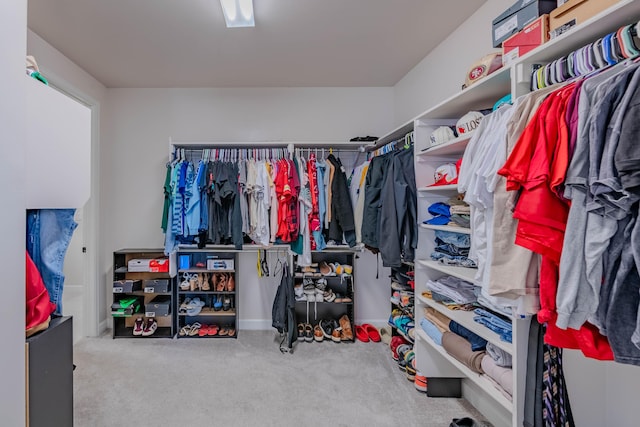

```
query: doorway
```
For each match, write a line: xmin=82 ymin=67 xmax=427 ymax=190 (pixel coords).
xmin=62 ymin=207 xmax=86 ymax=344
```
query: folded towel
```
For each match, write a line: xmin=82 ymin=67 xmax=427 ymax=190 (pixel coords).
xmin=423 ymin=307 xmax=451 ymax=333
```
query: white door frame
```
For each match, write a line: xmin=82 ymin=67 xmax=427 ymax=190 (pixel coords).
xmin=46 ymin=79 xmax=102 ymax=338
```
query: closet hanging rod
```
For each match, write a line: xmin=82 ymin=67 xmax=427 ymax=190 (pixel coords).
xmin=169 ymin=140 xmax=367 ymax=150
xmin=175 ymin=145 xmax=364 ymax=154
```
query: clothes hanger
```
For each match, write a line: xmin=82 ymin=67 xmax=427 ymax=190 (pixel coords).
xmin=613 ymin=29 xmax=628 ymax=59
xmin=602 ymin=34 xmax=617 ymax=66
xmin=622 ymin=25 xmax=640 ymax=58
xmin=592 ymin=39 xmax=606 ymax=69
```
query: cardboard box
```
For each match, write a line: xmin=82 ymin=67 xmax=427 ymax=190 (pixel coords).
xmin=492 ymin=0 xmax=558 ymax=47
xmin=145 ymin=296 xmax=171 ymax=317
xmin=550 ymin=0 xmax=619 ymax=38
xmin=143 ymin=279 xmax=170 ymax=293
xmin=503 ymin=15 xmax=550 ymax=65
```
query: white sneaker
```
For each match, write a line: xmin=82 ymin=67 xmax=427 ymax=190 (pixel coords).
xmin=133 ymin=317 xmax=144 ymax=336
xmin=141 ymin=318 xmax=157 ymax=336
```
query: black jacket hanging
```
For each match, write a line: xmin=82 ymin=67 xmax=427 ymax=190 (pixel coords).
xmin=327 ymin=154 xmax=356 ymax=247
xmin=271 ymin=263 xmax=297 ymax=351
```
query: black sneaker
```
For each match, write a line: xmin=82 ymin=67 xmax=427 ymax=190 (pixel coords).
xmin=319 ymin=319 xmax=334 ymax=339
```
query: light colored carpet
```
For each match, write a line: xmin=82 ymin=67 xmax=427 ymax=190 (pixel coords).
xmin=73 ymin=331 xmax=485 ymax=427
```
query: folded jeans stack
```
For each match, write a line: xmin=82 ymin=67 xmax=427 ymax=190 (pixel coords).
xmin=449 ymin=320 xmax=488 ymax=351
xmin=430 ymin=230 xmax=477 ymax=268
xmin=473 ymin=308 xmax=512 ymax=343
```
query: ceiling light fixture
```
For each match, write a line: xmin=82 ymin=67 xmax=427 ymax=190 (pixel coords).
xmin=220 ymin=0 xmax=255 ymax=28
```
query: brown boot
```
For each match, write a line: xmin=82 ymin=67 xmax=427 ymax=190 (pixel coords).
xmin=339 ymin=315 xmax=353 ymax=341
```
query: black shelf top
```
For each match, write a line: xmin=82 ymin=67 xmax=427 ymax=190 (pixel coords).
xmin=177 ymin=309 xmax=236 ymax=316
xmin=295 ymin=300 xmax=353 ymax=305
xmin=178 ymin=269 xmax=235 ymax=273
xmin=114 ymin=248 xmax=165 ymax=254
xmin=113 ymin=290 xmax=172 ymax=296
xmin=294 ymin=274 xmax=353 ymax=280
xmin=112 ymin=326 xmax=174 ymax=339
xmin=178 ymin=290 xmax=236 ymax=294
xmin=176 ymin=334 xmax=238 ymax=339
xmin=114 ymin=268 xmax=171 ymax=277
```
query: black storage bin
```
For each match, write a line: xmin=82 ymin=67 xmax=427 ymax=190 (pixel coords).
xmin=426 ymin=377 xmax=462 ymax=398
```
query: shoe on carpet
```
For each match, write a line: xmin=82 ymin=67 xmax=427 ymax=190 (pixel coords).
xmin=339 ymin=315 xmax=353 ymax=341
xmin=319 ymin=319 xmax=334 ymax=339
xmin=362 ymin=323 xmax=381 ymax=342
xmin=414 ymin=371 xmax=427 ymax=392
xmin=379 ymin=326 xmax=392 ymax=344
xmin=314 ymin=325 xmax=324 ymax=342
xmin=389 ymin=336 xmax=410 ymax=360
xmin=305 ymin=324 xmax=314 ymax=342
xmin=355 ymin=325 xmax=369 ymax=342
xmin=297 ymin=323 xmax=305 ymax=341
xmin=405 ymin=350 xmax=416 ymax=381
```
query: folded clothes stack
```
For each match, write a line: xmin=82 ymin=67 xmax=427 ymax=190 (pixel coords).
xmin=442 ymin=331 xmax=485 ymax=374
xmin=473 ymin=308 xmax=512 ymax=343
xmin=477 ymin=294 xmax=512 ymax=317
xmin=425 ymin=275 xmax=479 ymax=305
xmin=486 ymin=342 xmax=512 ymax=368
xmin=450 ymin=320 xmax=487 ymax=351
xmin=481 ymin=355 xmax=513 ymax=399
xmin=424 ymin=197 xmax=471 ymax=229
xmin=429 ymin=230 xmax=477 ymax=268
xmin=420 ymin=318 xmax=444 ymax=345
xmin=423 ymin=307 xmax=451 ymax=332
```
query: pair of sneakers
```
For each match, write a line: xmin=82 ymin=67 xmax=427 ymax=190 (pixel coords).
xmin=318 ymin=315 xmax=354 ymax=342
xmin=133 ymin=317 xmax=157 ymax=337
xmin=299 ymin=278 xmax=328 ymax=302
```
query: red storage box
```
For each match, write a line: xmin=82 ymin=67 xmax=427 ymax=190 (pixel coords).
xmin=149 ymin=258 xmax=169 ymax=273
xmin=503 ymin=15 xmax=550 ymax=65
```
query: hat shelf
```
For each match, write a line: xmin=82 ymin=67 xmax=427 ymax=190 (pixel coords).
xmin=419 ymin=223 xmax=471 ymax=234
xmin=418 ymin=184 xmax=459 ymax=192
xmin=417 ymin=131 xmax=475 ymax=158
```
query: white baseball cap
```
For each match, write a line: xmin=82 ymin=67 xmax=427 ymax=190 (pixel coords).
xmin=456 ymin=111 xmax=484 ymax=135
xmin=429 ymin=126 xmax=456 ymax=148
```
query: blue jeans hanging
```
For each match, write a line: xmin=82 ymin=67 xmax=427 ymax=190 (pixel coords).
xmin=26 ymin=209 xmax=77 ymax=315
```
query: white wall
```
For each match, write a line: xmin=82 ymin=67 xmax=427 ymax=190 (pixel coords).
xmin=393 ymin=0 xmax=513 ymax=125
xmin=27 ymin=29 xmax=108 ymax=335
xmin=0 ymin=1 xmax=26 ymax=425
xmin=103 ymin=87 xmax=395 ymax=327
